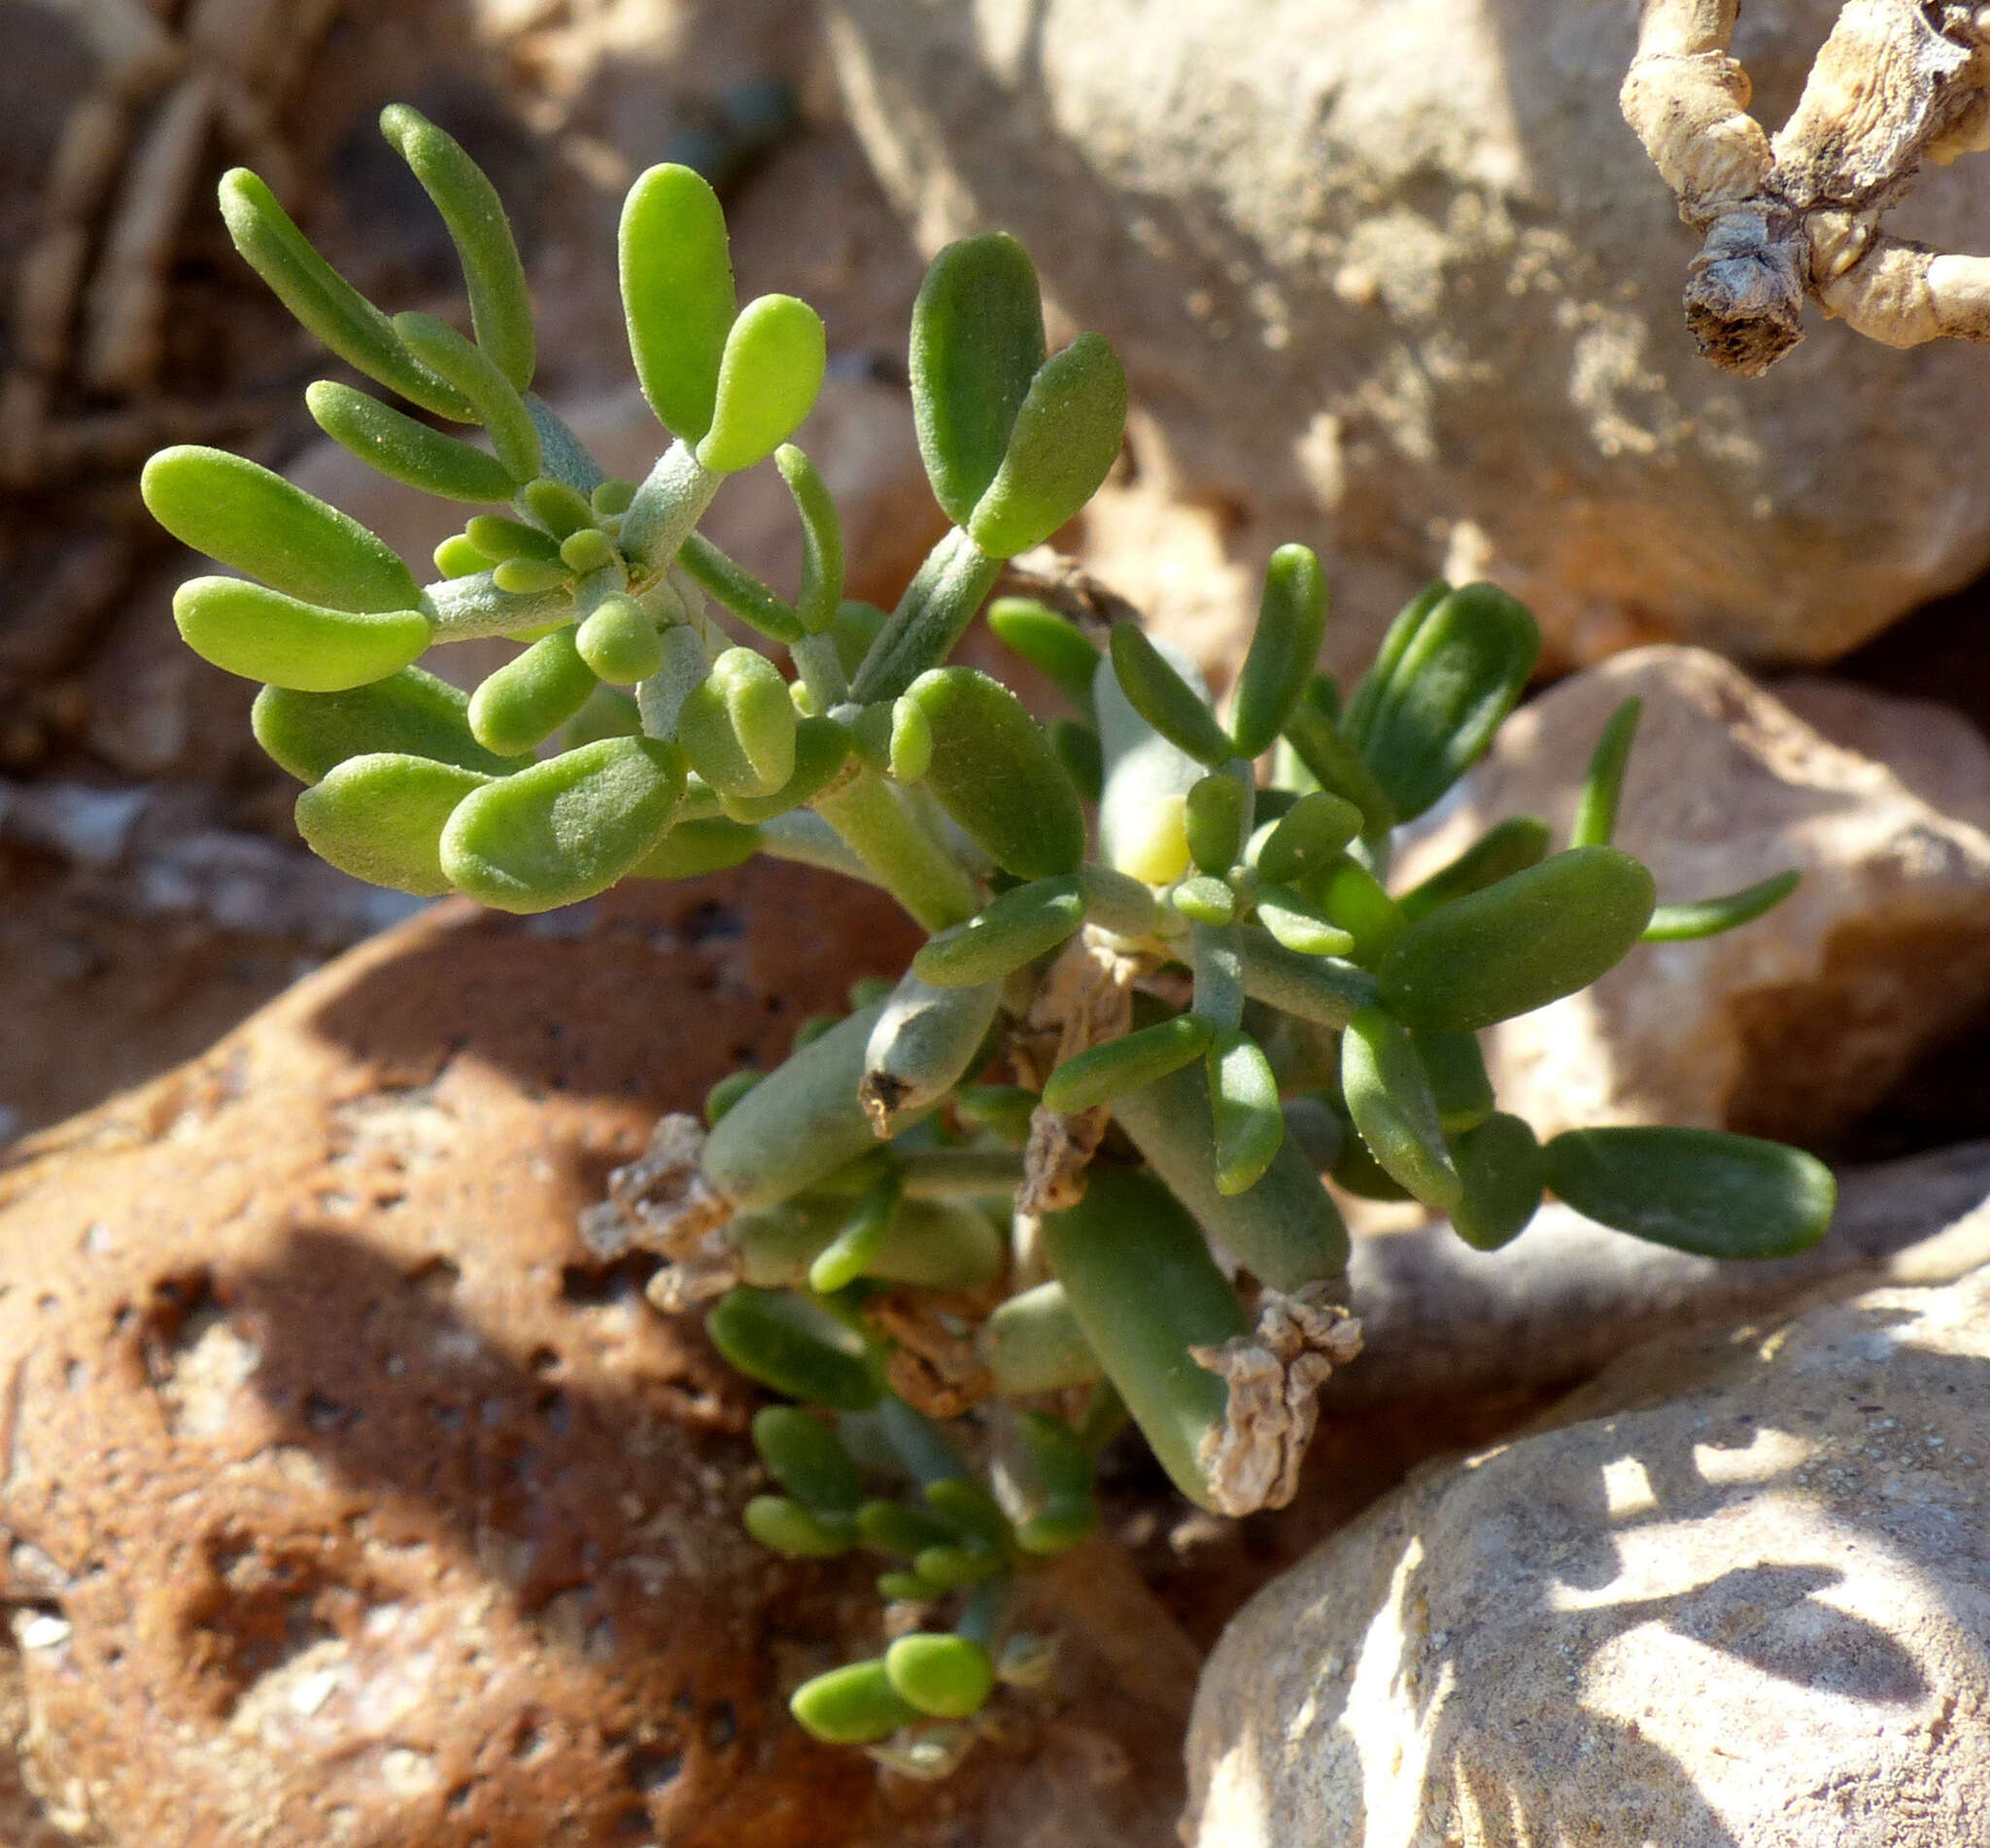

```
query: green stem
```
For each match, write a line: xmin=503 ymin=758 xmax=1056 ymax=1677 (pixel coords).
xmin=791 ymin=631 xmax=850 ymax=709
xmin=812 ymin=764 xmax=981 ymax=931
xmin=525 ymin=394 xmax=607 ymax=494
xmin=849 ymin=526 xmax=1005 ymax=703
xmin=423 ymin=572 xmax=574 ymax=641
xmin=620 ymin=440 xmax=723 ymax=577
xmin=754 ymin=810 xmax=881 ymax=885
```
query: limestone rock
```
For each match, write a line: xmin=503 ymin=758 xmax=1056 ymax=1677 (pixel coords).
xmin=1186 ymin=1260 xmax=1990 ymax=1846
xmin=0 ymin=868 xmax=1194 ymax=1848
xmin=824 ymin=0 xmax=1990 ymax=672
xmin=1390 ymin=647 xmax=1990 ymax=1144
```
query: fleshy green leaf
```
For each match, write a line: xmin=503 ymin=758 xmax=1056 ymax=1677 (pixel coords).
xmin=884 ymin=1634 xmax=995 ymax=1720
xmin=438 ymin=736 xmax=684 ymax=913
xmin=252 ymin=667 xmax=531 ymax=783
xmin=697 ymin=294 xmax=827 ymax=474
xmin=1253 ymin=789 xmax=1362 ymax=886
xmin=1450 ymin=1112 xmax=1544 ymax=1251
xmin=1314 ymin=855 xmax=1407 ymax=965
xmin=619 ymin=163 xmax=736 ymax=442
xmin=776 ymin=444 xmax=844 ymax=633
xmin=1377 ymin=846 xmax=1657 ymax=1032
xmin=1341 ymin=579 xmax=1449 ymax=748
xmin=791 ymin=1660 xmax=920 ymax=1744
xmin=715 ymin=715 xmax=852 ymax=824
xmin=1042 ymin=1013 xmax=1213 ymax=1113
xmin=1415 ymin=1030 xmax=1494 ymax=1135
xmin=378 ymin=104 xmax=535 ymax=392
xmin=1041 ymin=1165 xmax=1249 ymax=1511
xmin=1185 ymin=770 xmax=1250 ymax=876
xmin=677 ymin=533 xmax=805 ymax=646
xmin=630 ymin=816 xmax=761 ymax=879
xmin=743 ymin=1495 xmax=855 ymax=1557
xmin=966 ymin=332 xmax=1127 ymax=559
xmin=905 ymin=667 xmax=1086 ymax=879
xmin=392 ymin=310 xmax=542 ymax=481
xmin=1354 ymin=582 xmax=1541 ymax=822
xmin=294 ymin=753 xmax=489 ymax=895
xmin=700 ymin=1003 xmax=893 ymax=1212
xmin=1397 ymin=815 xmax=1552 ymax=922
xmin=987 ymin=597 xmax=1100 ymax=715
xmin=1341 ymin=1004 xmax=1462 ymax=1214
xmin=574 ymin=594 xmax=663 ymax=685
xmin=173 ymin=577 xmax=428 ymax=691
xmin=467 ymin=627 xmax=600 ymax=757
xmin=143 ymin=446 xmax=420 ymax=613
xmin=1253 ymin=883 xmax=1356 ymax=958
xmin=1570 ymin=697 xmax=1642 ymax=849
xmin=909 ymin=233 xmax=1047 ymax=525
xmin=1230 ymin=544 xmax=1328 ymax=759
xmin=1643 ymin=870 xmax=1801 ymax=941
xmin=913 ymin=875 xmax=1087 ymax=988
xmin=523 ymin=477 xmax=596 ymax=537
xmin=753 ymin=1405 xmax=864 ymax=1515
xmin=305 ymin=381 xmax=522 ymax=502
xmin=1107 ymin=624 xmax=1234 ymax=770
xmin=1279 ymin=682 xmax=1396 ymax=838
xmin=706 ymin=1286 xmax=879 ymax=1411
xmin=464 ymin=513 xmax=560 ymax=563
xmin=1207 ymin=1029 xmax=1284 ymax=1197
xmin=217 ymin=168 xmax=468 ymax=419
xmin=1543 ymin=1127 xmax=1836 ymax=1258
xmin=677 ymin=645 xmax=798 ymax=799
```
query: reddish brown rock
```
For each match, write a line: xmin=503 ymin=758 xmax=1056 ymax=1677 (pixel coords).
xmin=0 ymin=867 xmax=1208 ymax=1848
xmin=0 ymin=867 xmax=918 ymax=1847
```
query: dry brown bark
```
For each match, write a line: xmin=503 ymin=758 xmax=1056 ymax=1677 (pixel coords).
xmin=1623 ymin=0 xmax=1990 ymax=372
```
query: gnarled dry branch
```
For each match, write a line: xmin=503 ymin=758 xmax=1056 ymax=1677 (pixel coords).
xmin=1624 ymin=0 xmax=1990 ymax=373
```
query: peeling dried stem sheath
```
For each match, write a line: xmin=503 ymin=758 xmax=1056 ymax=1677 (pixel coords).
xmin=1623 ymin=0 xmax=1990 ymax=373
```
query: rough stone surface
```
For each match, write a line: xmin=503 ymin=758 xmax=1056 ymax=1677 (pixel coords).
xmin=0 ymin=869 xmax=1191 ymax=1848
xmin=825 ymin=0 xmax=1990 ymax=673
xmin=1185 ymin=1259 xmax=1990 ymax=1847
xmin=1391 ymin=647 xmax=1990 ymax=1145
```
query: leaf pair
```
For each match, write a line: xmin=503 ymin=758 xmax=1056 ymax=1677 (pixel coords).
xmin=296 ymin=735 xmax=684 ymax=907
xmin=223 ymin=106 xmax=534 ymax=441
xmin=910 ymin=235 xmax=1127 ymax=560
xmin=620 ymin=164 xmax=826 ymax=472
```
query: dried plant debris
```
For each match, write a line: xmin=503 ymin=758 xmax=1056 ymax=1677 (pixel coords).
xmin=1624 ymin=0 xmax=1990 ymax=373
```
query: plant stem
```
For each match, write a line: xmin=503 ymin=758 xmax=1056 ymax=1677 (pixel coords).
xmin=850 ymin=526 xmax=1004 ymax=703
xmin=812 ymin=765 xmax=980 ymax=931
xmin=754 ymin=811 xmax=881 ymax=885
xmin=620 ymin=440 xmax=723 ymax=578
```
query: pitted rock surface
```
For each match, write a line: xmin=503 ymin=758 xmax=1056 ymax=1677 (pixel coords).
xmin=0 ymin=866 xmax=920 ymax=1846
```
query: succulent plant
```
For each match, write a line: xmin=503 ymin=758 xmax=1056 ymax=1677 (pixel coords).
xmin=142 ymin=107 xmax=1834 ymax=1773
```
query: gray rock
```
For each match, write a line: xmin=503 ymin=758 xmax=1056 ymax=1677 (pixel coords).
xmin=1186 ymin=1257 xmax=1990 ymax=1846
xmin=824 ymin=0 xmax=1990 ymax=671
xmin=1390 ymin=647 xmax=1990 ymax=1145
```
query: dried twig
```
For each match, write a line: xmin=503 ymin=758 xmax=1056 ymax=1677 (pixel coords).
xmin=1623 ymin=0 xmax=1990 ymax=373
